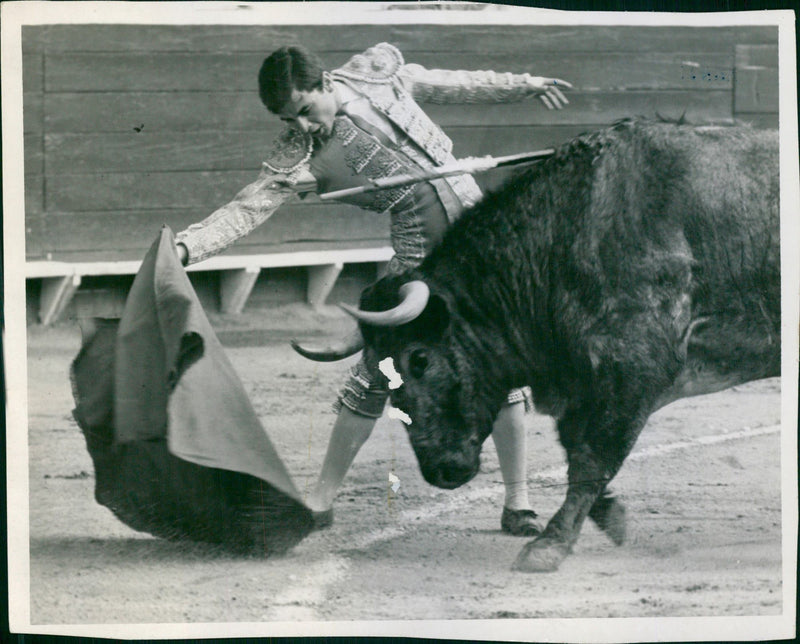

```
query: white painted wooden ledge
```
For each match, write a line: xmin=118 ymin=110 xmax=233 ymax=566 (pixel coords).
xmin=26 ymin=247 xmax=394 ymax=325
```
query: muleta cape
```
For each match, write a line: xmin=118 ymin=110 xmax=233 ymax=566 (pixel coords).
xmin=71 ymin=227 xmax=313 ymax=554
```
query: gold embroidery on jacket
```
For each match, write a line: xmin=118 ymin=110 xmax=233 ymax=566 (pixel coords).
xmin=333 ymin=117 xmax=414 ymax=213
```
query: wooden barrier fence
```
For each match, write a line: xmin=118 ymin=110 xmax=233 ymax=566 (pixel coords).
xmin=22 ymin=22 xmax=778 ymax=323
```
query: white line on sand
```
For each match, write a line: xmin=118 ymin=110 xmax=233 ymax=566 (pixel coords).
xmin=266 ymin=423 xmax=780 ymax=620
xmin=351 ymin=423 xmax=781 ymax=550
xmin=263 ymin=555 xmax=350 ymax=621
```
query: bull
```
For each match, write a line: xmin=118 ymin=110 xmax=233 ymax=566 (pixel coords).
xmin=305 ymin=118 xmax=780 ymax=572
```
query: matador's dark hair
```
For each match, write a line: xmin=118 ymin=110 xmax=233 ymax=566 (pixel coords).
xmin=258 ymin=45 xmax=326 ymax=113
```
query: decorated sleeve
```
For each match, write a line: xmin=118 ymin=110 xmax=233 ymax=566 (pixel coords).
xmin=397 ymin=63 xmax=536 ymax=104
xmin=175 ymin=128 xmax=314 ymax=265
xmin=175 ymin=169 xmax=296 ymax=265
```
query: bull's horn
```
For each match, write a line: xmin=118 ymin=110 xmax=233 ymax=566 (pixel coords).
xmin=291 ymin=326 xmax=364 ymax=362
xmin=340 ymin=280 xmax=430 ymax=327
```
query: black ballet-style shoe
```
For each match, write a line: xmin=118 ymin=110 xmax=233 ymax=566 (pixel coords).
xmin=311 ymin=508 xmax=334 ymax=530
xmin=501 ymin=507 xmax=543 ymax=536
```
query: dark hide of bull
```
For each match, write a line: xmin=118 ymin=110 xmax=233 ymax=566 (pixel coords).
xmin=357 ymin=119 xmax=780 ymax=572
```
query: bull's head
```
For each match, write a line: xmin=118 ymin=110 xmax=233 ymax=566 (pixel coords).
xmin=342 ymin=276 xmax=500 ymax=489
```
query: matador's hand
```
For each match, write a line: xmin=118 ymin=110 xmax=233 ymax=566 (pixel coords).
xmin=526 ymin=77 xmax=572 ymax=109
xmin=272 ymin=167 xmax=318 ymax=193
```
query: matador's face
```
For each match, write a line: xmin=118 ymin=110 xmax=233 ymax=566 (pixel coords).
xmin=277 ymin=72 xmax=339 ymax=141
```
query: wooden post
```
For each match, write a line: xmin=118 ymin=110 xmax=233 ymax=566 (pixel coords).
xmin=220 ymin=266 xmax=261 ymax=314
xmin=734 ymin=44 xmax=779 ymax=128
xmin=307 ymin=262 xmax=343 ymax=309
xmin=39 ymin=274 xmax=81 ymax=325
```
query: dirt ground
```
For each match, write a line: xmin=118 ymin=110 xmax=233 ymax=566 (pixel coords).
xmin=20 ymin=305 xmax=789 ymax=636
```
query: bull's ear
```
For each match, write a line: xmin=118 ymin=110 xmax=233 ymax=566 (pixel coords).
xmin=416 ymin=293 xmax=451 ymax=340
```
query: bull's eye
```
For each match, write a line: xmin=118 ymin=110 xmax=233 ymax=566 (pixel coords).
xmin=408 ymin=349 xmax=428 ymax=379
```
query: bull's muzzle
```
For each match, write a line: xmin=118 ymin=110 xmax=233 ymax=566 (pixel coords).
xmin=417 ymin=449 xmax=481 ymax=490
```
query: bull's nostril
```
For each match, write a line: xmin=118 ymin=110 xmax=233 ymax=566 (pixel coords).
xmin=439 ymin=462 xmax=472 ymax=485
xmin=469 ymin=434 xmax=480 ymax=446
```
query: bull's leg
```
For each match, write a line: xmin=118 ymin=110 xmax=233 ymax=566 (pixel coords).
xmin=588 ymin=488 xmax=626 ymax=546
xmin=512 ymin=442 xmax=613 ymax=572
xmin=512 ymin=408 xmax=645 ymax=572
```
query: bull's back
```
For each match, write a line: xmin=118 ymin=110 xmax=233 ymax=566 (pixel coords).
xmin=650 ymin=124 xmax=780 ymax=401
xmin=676 ymin=126 xmax=779 ymax=300
xmin=545 ymin=120 xmax=780 ymax=402
xmin=430 ymin=119 xmax=780 ymax=398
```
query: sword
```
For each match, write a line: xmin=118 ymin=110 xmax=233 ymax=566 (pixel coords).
xmin=317 ymin=149 xmax=555 ymax=201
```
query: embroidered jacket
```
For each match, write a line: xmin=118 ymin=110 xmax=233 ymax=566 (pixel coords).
xmin=177 ymin=43 xmax=545 ymax=265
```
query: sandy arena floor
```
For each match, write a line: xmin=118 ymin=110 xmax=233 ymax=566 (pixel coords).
xmin=19 ymin=305 xmax=789 ymax=638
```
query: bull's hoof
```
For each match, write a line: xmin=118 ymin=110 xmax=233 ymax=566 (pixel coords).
xmin=511 ymin=537 xmax=570 ymax=573
xmin=589 ymin=495 xmax=626 ymax=546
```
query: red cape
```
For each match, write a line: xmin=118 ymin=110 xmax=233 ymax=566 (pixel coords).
xmin=72 ymin=227 xmax=313 ymax=554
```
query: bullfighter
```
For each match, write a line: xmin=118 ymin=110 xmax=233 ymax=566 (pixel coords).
xmin=175 ymin=42 xmax=571 ymax=535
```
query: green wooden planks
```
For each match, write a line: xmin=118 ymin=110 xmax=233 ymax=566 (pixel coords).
xmin=23 ymin=24 xmax=777 ymax=54
xmin=24 ymin=133 xmax=43 ymax=175
xmin=39 ymin=206 xmax=390 ymax=260
xmin=45 ymin=92 xmax=273 ymax=134
xmin=44 ymin=91 xmax=733 ymax=174
xmin=24 ymin=212 xmax=47 ymax=259
xmin=734 ymin=45 xmax=779 ymax=114
xmin=44 ymin=130 xmax=277 ymax=173
xmin=45 ymin=84 xmax=733 ymax=133
xmin=44 ymin=51 xmax=735 ymax=93
xmin=735 ymin=43 xmax=779 ymax=68
xmin=23 ymin=52 xmax=43 ymax=93
xmin=45 ymin=52 xmax=270 ymax=92
xmin=44 ymin=91 xmax=733 ymax=173
xmin=25 ymin=173 xmax=43 ymax=213
xmin=734 ymin=67 xmax=779 ymax=113
xmin=48 ymin=170 xmax=267 ymax=211
xmin=23 ymin=93 xmax=43 ymax=135
xmin=22 ymin=23 xmax=780 ymax=263
xmin=426 ymin=90 xmax=733 ymax=127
